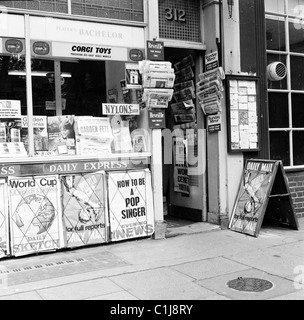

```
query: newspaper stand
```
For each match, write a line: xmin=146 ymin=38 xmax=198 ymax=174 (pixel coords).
xmin=229 ymin=159 xmax=299 ymax=237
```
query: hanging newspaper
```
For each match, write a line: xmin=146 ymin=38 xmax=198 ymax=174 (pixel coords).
xmin=108 ymin=169 xmax=154 ymax=242
xmin=61 ymin=172 xmax=108 ymax=248
xmin=125 ymin=63 xmax=142 ymax=89
xmin=171 ymin=101 xmax=196 ymax=124
xmin=0 ymin=180 xmax=9 ymax=259
xmin=139 ymin=60 xmax=172 ymax=74
xmin=143 ymin=72 xmax=176 ymax=88
xmin=142 ymin=88 xmax=174 ymax=108
xmin=8 ymin=176 xmax=64 ymax=257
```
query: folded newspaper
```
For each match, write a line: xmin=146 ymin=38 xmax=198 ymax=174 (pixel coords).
xmin=143 ymin=89 xmax=174 ymax=108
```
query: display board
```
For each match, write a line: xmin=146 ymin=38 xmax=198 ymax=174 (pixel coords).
xmin=108 ymin=169 xmax=154 ymax=242
xmin=61 ymin=172 xmax=108 ymax=248
xmin=226 ymin=76 xmax=260 ymax=153
xmin=8 ymin=175 xmax=64 ymax=256
xmin=229 ymin=160 xmax=299 ymax=237
xmin=0 ymin=180 xmax=9 ymax=259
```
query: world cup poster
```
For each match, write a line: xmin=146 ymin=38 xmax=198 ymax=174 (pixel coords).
xmin=108 ymin=169 xmax=154 ymax=242
xmin=0 ymin=180 xmax=9 ymax=258
xmin=61 ymin=172 xmax=108 ymax=248
xmin=8 ymin=176 xmax=64 ymax=257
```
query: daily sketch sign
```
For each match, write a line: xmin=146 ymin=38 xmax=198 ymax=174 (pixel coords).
xmin=229 ymin=160 xmax=299 ymax=237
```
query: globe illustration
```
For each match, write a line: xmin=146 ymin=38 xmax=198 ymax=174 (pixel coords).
xmin=15 ymin=194 xmax=56 ymax=235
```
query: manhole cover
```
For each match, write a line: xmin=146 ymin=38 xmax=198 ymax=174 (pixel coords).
xmin=227 ymin=277 xmax=274 ymax=293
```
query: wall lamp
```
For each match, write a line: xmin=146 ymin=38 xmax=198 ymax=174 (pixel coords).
xmin=227 ymin=0 xmax=234 ymax=19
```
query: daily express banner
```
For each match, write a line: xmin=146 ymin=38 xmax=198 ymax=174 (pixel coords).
xmin=61 ymin=172 xmax=108 ymax=248
xmin=8 ymin=176 xmax=64 ymax=257
xmin=0 ymin=180 xmax=9 ymax=258
xmin=108 ymin=169 xmax=154 ymax=242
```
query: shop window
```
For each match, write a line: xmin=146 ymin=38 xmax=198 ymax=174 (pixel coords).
xmin=291 ymin=56 xmax=304 ymax=90
xmin=2 ymin=0 xmax=68 ymax=13
xmin=266 ymin=0 xmax=304 ymax=167
xmin=289 ymin=21 xmax=304 ymax=53
xmin=158 ymin=0 xmax=201 ymax=43
xmin=266 ymin=18 xmax=286 ymax=51
xmin=71 ymin=0 xmax=144 ymax=22
xmin=292 ymin=93 xmax=304 ymax=128
xmin=267 ymin=54 xmax=287 ymax=90
xmin=0 ymin=55 xmax=27 ymax=106
xmin=293 ymin=131 xmax=304 ymax=165
xmin=269 ymin=131 xmax=290 ymax=167
xmin=268 ymin=92 xmax=289 ymax=128
xmin=239 ymin=0 xmax=257 ymax=75
xmin=265 ymin=0 xmax=285 ymax=15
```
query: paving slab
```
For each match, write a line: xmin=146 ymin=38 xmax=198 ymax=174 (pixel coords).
xmin=172 ymin=257 xmax=251 ymax=280
xmin=0 ymin=291 xmax=42 ymax=300
xmin=110 ymin=267 xmax=219 ymax=300
xmin=226 ymin=247 xmax=304 ymax=278
xmin=198 ymin=268 xmax=298 ymax=300
xmin=87 ymin=291 xmax=139 ymax=300
xmin=37 ymin=278 xmax=122 ymax=300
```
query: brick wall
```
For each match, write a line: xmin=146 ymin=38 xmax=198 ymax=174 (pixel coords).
xmin=287 ymin=172 xmax=304 ymax=218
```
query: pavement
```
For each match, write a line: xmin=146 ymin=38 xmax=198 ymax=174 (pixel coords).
xmin=0 ymin=217 xmax=303 ymax=302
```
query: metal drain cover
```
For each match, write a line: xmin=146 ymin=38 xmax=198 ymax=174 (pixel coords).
xmin=227 ymin=277 xmax=274 ymax=293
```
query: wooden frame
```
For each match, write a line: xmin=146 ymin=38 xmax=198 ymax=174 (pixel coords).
xmin=226 ymin=75 xmax=260 ymax=153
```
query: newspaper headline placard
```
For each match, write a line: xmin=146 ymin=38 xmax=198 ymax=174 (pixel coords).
xmin=108 ymin=170 xmax=154 ymax=242
xmin=229 ymin=160 xmax=299 ymax=237
xmin=0 ymin=180 xmax=9 ymax=259
xmin=61 ymin=172 xmax=108 ymax=248
xmin=8 ymin=175 xmax=64 ymax=257
xmin=75 ymin=117 xmax=113 ymax=156
xmin=0 ymin=100 xmax=21 ymax=118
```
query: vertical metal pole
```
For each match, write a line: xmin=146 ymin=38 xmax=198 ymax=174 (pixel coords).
xmin=24 ymin=14 xmax=34 ymax=157
xmin=54 ymin=60 xmax=62 ymax=116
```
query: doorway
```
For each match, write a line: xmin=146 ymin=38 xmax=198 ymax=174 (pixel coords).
xmin=163 ymin=47 xmax=207 ymax=224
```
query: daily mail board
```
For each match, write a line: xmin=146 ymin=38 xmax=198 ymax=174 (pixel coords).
xmin=61 ymin=172 xmax=108 ymax=248
xmin=8 ymin=176 xmax=65 ymax=257
xmin=108 ymin=169 xmax=154 ymax=242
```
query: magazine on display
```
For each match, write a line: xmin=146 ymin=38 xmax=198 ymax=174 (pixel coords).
xmin=21 ymin=116 xmax=48 ymax=155
xmin=47 ymin=115 xmax=76 ymax=155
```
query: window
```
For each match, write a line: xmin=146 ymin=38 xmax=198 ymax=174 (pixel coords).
xmin=265 ymin=0 xmax=304 ymax=167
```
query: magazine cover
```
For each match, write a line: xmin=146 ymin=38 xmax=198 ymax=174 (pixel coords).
xmin=0 ymin=119 xmax=22 ymax=143
xmin=0 ymin=180 xmax=9 ymax=259
xmin=47 ymin=115 xmax=76 ymax=155
xmin=108 ymin=169 xmax=154 ymax=242
xmin=8 ymin=175 xmax=65 ymax=257
xmin=21 ymin=116 xmax=48 ymax=155
xmin=61 ymin=172 xmax=108 ymax=248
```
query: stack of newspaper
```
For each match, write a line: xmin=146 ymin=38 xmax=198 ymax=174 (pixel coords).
xmin=197 ymin=67 xmax=225 ymax=116
xmin=140 ymin=61 xmax=175 ymax=109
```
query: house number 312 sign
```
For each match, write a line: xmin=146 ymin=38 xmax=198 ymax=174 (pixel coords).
xmin=165 ymin=8 xmax=186 ymax=23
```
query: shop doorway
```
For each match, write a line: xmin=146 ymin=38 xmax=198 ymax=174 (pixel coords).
xmin=163 ymin=48 xmax=207 ymax=224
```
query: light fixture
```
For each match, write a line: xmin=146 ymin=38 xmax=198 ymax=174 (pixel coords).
xmin=227 ymin=0 xmax=234 ymax=19
xmin=8 ymin=70 xmax=72 ymax=78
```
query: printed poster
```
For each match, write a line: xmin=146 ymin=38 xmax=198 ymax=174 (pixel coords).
xmin=8 ymin=176 xmax=64 ymax=257
xmin=229 ymin=161 xmax=275 ymax=237
xmin=108 ymin=170 xmax=154 ymax=242
xmin=0 ymin=180 xmax=9 ymax=258
xmin=61 ymin=172 xmax=108 ymax=248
